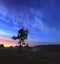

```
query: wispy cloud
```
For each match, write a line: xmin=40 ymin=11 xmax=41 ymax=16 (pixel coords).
xmin=0 ymin=0 xmax=60 ymax=42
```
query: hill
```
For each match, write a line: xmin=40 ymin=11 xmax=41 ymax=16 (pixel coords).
xmin=32 ymin=44 xmax=60 ymax=52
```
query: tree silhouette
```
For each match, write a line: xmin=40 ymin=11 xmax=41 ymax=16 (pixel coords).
xmin=0 ymin=44 xmax=4 ymax=48
xmin=12 ymin=28 xmax=29 ymax=53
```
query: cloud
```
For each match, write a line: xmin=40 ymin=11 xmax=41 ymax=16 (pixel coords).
xmin=0 ymin=0 xmax=60 ymax=42
xmin=0 ymin=3 xmax=59 ymax=37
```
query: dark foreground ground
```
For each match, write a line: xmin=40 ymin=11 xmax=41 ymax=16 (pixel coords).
xmin=0 ymin=45 xmax=60 ymax=64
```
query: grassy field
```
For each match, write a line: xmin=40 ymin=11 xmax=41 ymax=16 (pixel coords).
xmin=0 ymin=47 xmax=60 ymax=64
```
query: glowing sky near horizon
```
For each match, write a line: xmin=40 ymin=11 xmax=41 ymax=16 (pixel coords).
xmin=0 ymin=36 xmax=42 ymax=47
xmin=0 ymin=0 xmax=60 ymax=46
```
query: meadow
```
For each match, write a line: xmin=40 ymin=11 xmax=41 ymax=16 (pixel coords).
xmin=0 ymin=45 xmax=60 ymax=64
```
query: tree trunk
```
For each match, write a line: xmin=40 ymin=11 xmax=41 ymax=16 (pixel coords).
xmin=18 ymin=44 xmax=22 ymax=53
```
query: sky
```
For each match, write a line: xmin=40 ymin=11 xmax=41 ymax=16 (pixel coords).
xmin=0 ymin=0 xmax=60 ymax=47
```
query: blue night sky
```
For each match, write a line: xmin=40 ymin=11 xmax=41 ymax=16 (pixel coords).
xmin=0 ymin=0 xmax=60 ymax=43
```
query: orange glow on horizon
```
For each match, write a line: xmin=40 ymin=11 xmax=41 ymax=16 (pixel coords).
xmin=0 ymin=41 xmax=17 ymax=47
xmin=0 ymin=36 xmax=18 ymax=47
xmin=4 ymin=44 xmax=16 ymax=47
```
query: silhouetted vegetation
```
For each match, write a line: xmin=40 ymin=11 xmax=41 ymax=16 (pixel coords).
xmin=12 ymin=28 xmax=29 ymax=53
xmin=9 ymin=46 xmax=13 ymax=49
xmin=0 ymin=44 xmax=4 ymax=48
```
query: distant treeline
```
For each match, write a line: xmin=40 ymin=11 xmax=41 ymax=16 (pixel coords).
xmin=0 ymin=44 xmax=60 ymax=52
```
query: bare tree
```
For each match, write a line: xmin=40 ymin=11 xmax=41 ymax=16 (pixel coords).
xmin=12 ymin=28 xmax=28 ymax=53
